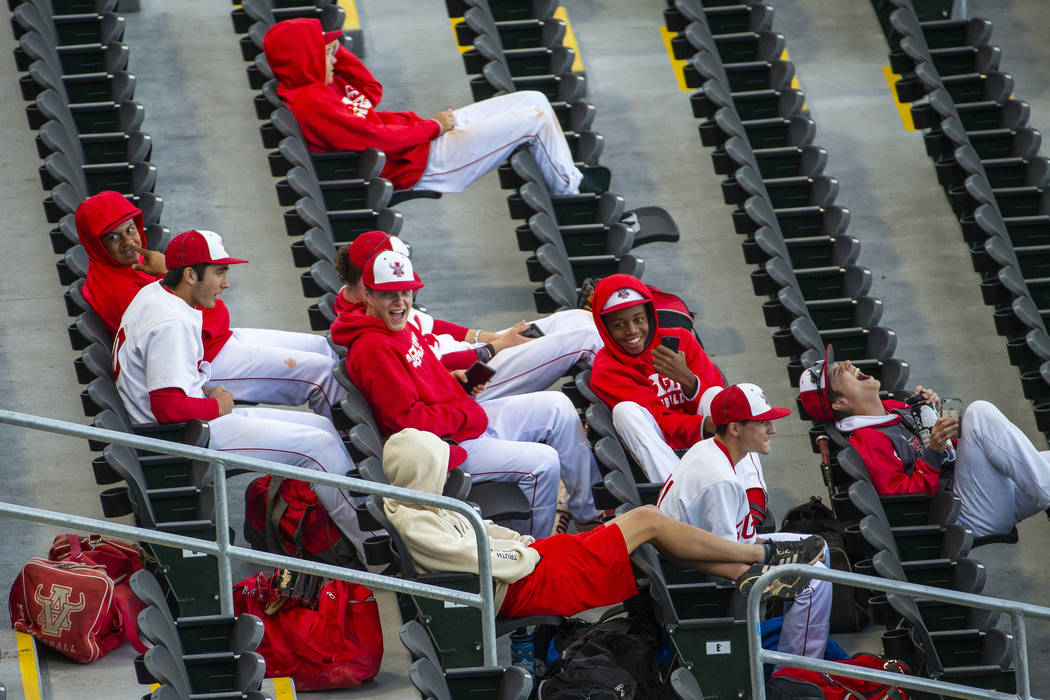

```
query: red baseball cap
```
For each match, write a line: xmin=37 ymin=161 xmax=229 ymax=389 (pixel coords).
xmin=347 ymin=230 xmax=410 ymax=269
xmin=711 ymin=383 xmax=791 ymax=426
xmin=798 ymin=344 xmax=836 ymax=422
xmin=164 ymin=230 xmax=248 ymax=269
xmin=363 ymin=250 xmax=423 ymax=291
xmin=323 ymin=29 xmax=343 ymax=44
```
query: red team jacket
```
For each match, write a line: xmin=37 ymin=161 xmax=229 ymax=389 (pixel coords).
xmin=589 ymin=274 xmax=725 ymax=450
xmin=330 ymin=307 xmax=484 ymax=467
xmin=843 ymin=400 xmax=942 ymax=496
xmin=76 ymin=191 xmax=233 ymax=360
xmin=264 ymin=18 xmax=441 ymax=191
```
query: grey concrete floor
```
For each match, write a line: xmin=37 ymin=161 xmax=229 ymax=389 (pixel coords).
xmin=3 ymin=0 xmax=1050 ymax=696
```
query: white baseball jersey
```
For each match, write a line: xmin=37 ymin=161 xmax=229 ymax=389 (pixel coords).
xmin=114 ymin=281 xmax=210 ymax=424
xmin=657 ymin=437 xmax=761 ymax=543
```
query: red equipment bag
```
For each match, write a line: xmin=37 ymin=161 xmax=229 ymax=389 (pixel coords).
xmin=768 ymin=653 xmax=910 ymax=700
xmin=243 ymin=475 xmax=361 ymax=567
xmin=8 ymin=535 xmax=149 ymax=663
xmin=232 ymin=570 xmax=383 ymax=691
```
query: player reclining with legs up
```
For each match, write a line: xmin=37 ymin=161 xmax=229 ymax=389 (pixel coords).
xmin=800 ymin=344 xmax=1050 ymax=539
xmin=658 ymin=384 xmax=832 ymax=660
xmin=330 ymin=249 xmax=602 ymax=539
xmin=76 ymin=191 xmax=346 ymax=422
xmin=383 ymin=428 xmax=826 ymax=617
xmin=332 ymin=231 xmax=602 ymax=400
xmin=589 ymin=275 xmax=769 ymax=522
xmin=113 ymin=230 xmax=374 ymax=564
xmin=262 ymin=18 xmax=584 ymax=195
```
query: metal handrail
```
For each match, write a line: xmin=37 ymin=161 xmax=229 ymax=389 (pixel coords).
xmin=0 ymin=409 xmax=501 ymax=666
xmin=746 ymin=563 xmax=1050 ymax=700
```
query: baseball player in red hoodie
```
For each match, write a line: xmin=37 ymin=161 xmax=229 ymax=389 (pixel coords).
xmin=75 ymin=191 xmax=346 ymax=422
xmin=330 ymin=248 xmax=601 ymax=538
xmin=331 ymin=230 xmax=602 ymax=399
xmin=263 ymin=18 xmax=583 ymax=194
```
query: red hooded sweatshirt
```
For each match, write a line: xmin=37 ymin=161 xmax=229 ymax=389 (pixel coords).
xmin=330 ymin=306 xmax=484 ymax=468
xmin=589 ymin=274 xmax=724 ymax=450
xmin=76 ymin=191 xmax=233 ymax=360
xmin=263 ymin=18 xmax=441 ymax=191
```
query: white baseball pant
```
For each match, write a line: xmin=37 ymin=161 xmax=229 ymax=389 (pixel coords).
xmin=481 ymin=309 xmax=602 ymax=400
xmin=412 ymin=91 xmax=583 ymax=195
xmin=207 ymin=327 xmax=346 ymax=423
xmin=612 ymin=401 xmax=769 ymax=489
xmin=952 ymin=400 xmax=1050 ymax=537
xmin=458 ymin=391 xmax=600 ymax=538
xmin=208 ymin=406 xmax=376 ymax=564
xmin=756 ymin=532 xmax=832 ymax=662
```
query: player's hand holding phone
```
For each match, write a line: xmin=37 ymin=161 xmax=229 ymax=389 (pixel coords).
xmin=651 ymin=335 xmax=699 ymax=398
xmin=204 ymin=385 xmax=235 ymax=416
xmin=489 ymin=321 xmax=533 ymax=353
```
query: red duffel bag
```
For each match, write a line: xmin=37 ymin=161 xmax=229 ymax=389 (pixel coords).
xmin=233 ymin=570 xmax=383 ymax=691
xmin=9 ymin=534 xmax=148 ymax=662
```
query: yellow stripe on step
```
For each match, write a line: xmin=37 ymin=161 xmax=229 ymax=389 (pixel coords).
xmin=338 ymin=0 xmax=360 ymax=30
xmin=553 ymin=7 xmax=585 ymax=73
xmin=659 ymin=26 xmax=690 ymax=92
xmin=274 ymin=676 xmax=297 ymax=700
xmin=882 ymin=65 xmax=917 ymax=131
xmin=16 ymin=631 xmax=42 ymax=700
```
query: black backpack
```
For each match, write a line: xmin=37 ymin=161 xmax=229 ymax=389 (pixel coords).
xmin=780 ymin=496 xmax=870 ymax=633
xmin=537 ymin=612 xmax=666 ymax=699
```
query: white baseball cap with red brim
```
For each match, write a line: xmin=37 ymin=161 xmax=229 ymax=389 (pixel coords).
xmin=363 ymin=250 xmax=423 ymax=291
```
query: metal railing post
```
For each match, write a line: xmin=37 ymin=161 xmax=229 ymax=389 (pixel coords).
xmin=211 ymin=458 xmax=234 ymax=616
xmin=1013 ymin=610 xmax=1031 ymax=700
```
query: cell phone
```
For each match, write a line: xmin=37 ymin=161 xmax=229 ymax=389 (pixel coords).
xmin=520 ymin=323 xmax=545 ymax=339
xmin=660 ymin=335 xmax=680 ymax=353
xmin=463 ymin=361 xmax=496 ymax=391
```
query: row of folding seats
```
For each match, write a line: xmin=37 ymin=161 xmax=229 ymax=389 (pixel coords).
xmin=658 ymin=0 xmax=1019 ymax=691
xmin=875 ymin=0 xmax=1050 ymax=442
xmin=7 ymin=0 xmax=236 ymax=622
xmin=442 ymin=0 xmax=682 ymax=317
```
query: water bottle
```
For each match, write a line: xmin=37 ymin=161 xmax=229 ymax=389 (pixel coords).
xmin=509 ymin=628 xmax=535 ymax=675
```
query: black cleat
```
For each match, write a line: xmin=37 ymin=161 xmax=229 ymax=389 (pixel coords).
xmin=738 ymin=536 xmax=825 ymax=600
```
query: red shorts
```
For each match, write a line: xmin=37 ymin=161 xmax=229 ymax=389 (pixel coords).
xmin=498 ymin=524 xmax=638 ymax=619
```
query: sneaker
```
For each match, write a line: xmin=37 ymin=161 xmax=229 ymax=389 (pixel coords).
xmin=575 ymin=507 xmax=617 ymax=532
xmin=737 ymin=536 xmax=825 ymax=600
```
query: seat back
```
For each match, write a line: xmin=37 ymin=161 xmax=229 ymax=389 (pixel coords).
xmin=409 ymin=657 xmax=453 ymax=700
xmin=142 ymin=644 xmax=193 ymax=699
xmin=137 ymin=604 xmax=185 ymax=657
xmin=399 ymin=619 xmax=441 ymax=666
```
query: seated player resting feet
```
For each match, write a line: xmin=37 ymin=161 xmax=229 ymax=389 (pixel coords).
xmin=331 ymin=230 xmax=602 ymax=400
xmin=382 ymin=428 xmax=827 ymax=617
xmin=800 ymin=344 xmax=1050 ymax=538
xmin=330 ymin=248 xmax=601 ymax=538
xmin=263 ymin=18 xmax=584 ymax=194
xmin=75 ymin=191 xmax=346 ymax=421
xmin=658 ymin=383 xmax=832 ymax=660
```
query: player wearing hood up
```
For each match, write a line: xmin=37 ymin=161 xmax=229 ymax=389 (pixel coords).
xmin=262 ymin=18 xmax=583 ymax=195
xmin=75 ymin=191 xmax=345 ymax=421
xmin=589 ymin=275 xmax=769 ymax=511
xmin=382 ymin=428 xmax=826 ymax=617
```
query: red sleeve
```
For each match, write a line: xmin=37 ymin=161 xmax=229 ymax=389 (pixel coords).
xmin=590 ymin=352 xmax=704 ymax=450
xmin=347 ymin=335 xmax=486 ymax=441
xmin=333 ymin=46 xmax=383 ymax=106
xmin=439 ymin=348 xmax=479 ymax=372
xmin=849 ymin=428 xmax=940 ymax=495
xmin=680 ymin=330 xmax=724 ymax=412
xmin=149 ymin=387 xmax=219 ymax=423
xmin=746 ymin=487 xmax=767 ymax=526
xmin=432 ymin=319 xmax=470 ymax=340
xmin=296 ymin=86 xmax=441 ymax=155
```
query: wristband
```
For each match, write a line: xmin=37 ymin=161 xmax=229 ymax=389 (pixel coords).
xmin=473 ymin=329 xmax=481 ymax=344
xmin=475 ymin=343 xmax=496 ymax=363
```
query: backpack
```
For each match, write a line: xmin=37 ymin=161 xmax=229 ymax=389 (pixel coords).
xmin=537 ymin=609 xmax=668 ymax=699
xmin=780 ymin=497 xmax=870 ymax=633
xmin=232 ymin=570 xmax=383 ymax=690
xmin=768 ymin=653 xmax=910 ymax=700
xmin=9 ymin=534 xmax=148 ymax=663
xmin=243 ymin=475 xmax=362 ymax=568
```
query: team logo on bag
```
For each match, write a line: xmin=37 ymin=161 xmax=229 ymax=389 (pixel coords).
xmin=33 ymin=583 xmax=86 ymax=638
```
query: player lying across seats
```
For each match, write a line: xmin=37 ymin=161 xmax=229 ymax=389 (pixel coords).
xmin=113 ymin=229 xmax=374 ymax=563
xmin=76 ymin=191 xmax=345 ymax=421
xmin=332 ymin=230 xmax=602 ymax=400
xmin=330 ymin=248 xmax=602 ymax=539
xmin=262 ymin=17 xmax=585 ymax=194
xmin=800 ymin=345 xmax=1050 ymax=539
xmin=383 ymin=428 xmax=826 ymax=617
xmin=658 ymin=383 xmax=832 ymax=660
